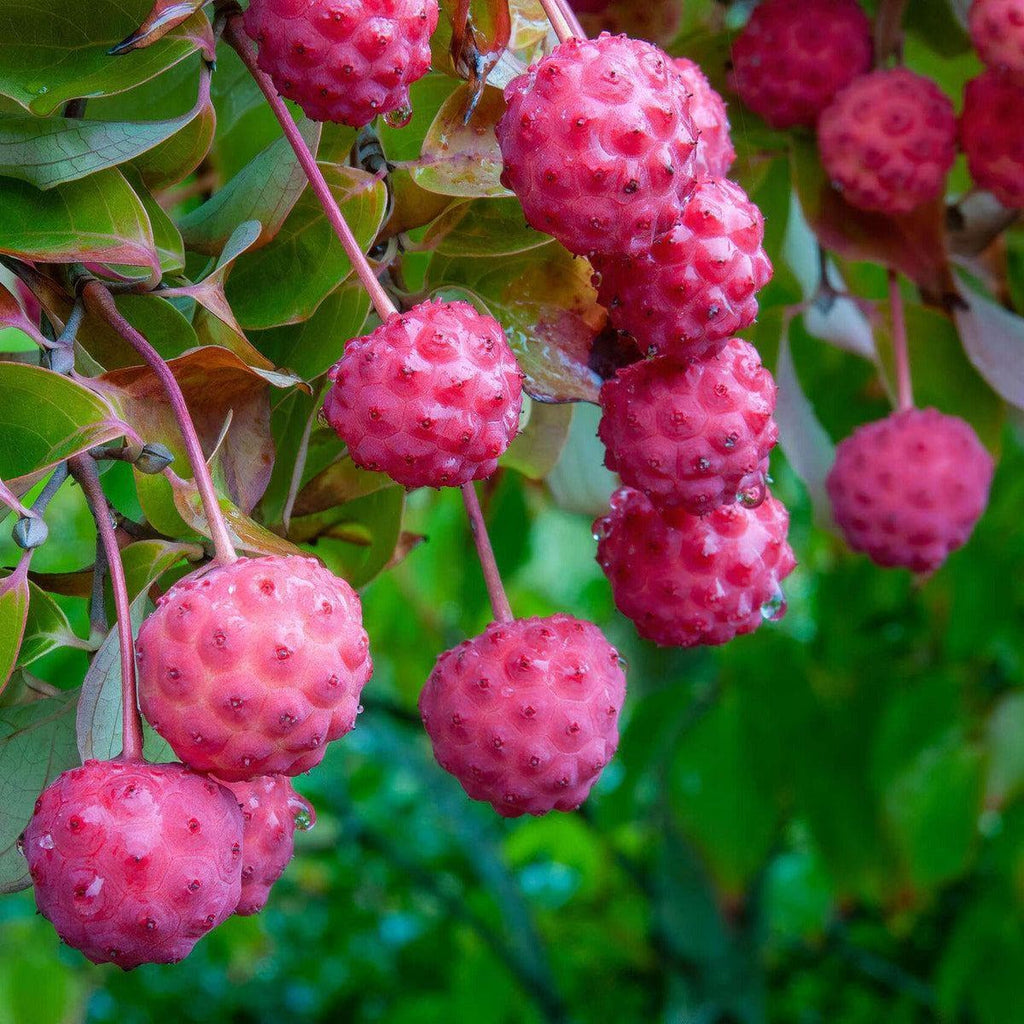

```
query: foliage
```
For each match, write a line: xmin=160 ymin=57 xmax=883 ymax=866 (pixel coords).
xmin=0 ymin=0 xmax=1023 ymax=1021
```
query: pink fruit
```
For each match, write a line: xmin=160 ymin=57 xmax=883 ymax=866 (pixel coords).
xmin=673 ymin=58 xmax=736 ymax=178
xmin=21 ymin=760 xmax=243 ymax=969
xmin=826 ymin=407 xmax=994 ymax=573
xmin=817 ymin=68 xmax=957 ymax=214
xmin=598 ymin=342 xmax=778 ymax=515
xmin=219 ymin=775 xmax=315 ymax=915
xmin=419 ymin=615 xmax=626 ymax=817
xmin=591 ymin=177 xmax=772 ymax=359
xmin=136 ymin=555 xmax=372 ymax=781
xmin=323 ymin=299 xmax=523 ymax=489
xmin=242 ymin=0 xmax=439 ymax=127
xmin=495 ymin=33 xmax=699 ymax=257
xmin=969 ymin=0 xmax=1024 ymax=73
xmin=595 ymin=487 xmax=796 ymax=648
xmin=729 ymin=0 xmax=873 ymax=129
xmin=961 ymin=68 xmax=1024 ymax=209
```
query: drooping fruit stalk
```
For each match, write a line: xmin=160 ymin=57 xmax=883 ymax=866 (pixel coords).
xmin=80 ymin=282 xmax=237 ymax=566
xmin=888 ymin=270 xmax=913 ymax=412
xmin=68 ymin=453 xmax=143 ymax=762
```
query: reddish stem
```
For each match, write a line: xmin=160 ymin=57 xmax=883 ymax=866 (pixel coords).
xmin=225 ymin=17 xmax=398 ymax=323
xmin=537 ymin=0 xmax=579 ymax=42
xmin=461 ymin=482 xmax=513 ymax=623
xmin=888 ymin=269 xmax=913 ymax=411
xmin=81 ymin=281 xmax=237 ymax=565
xmin=69 ymin=454 xmax=144 ymax=762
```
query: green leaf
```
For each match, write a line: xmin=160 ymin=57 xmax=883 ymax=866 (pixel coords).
xmin=669 ymin=685 xmax=781 ymax=895
xmin=0 ymin=67 xmax=211 ymax=189
xmin=0 ymin=363 xmax=126 ymax=488
xmin=500 ymin=398 xmax=572 ymax=481
xmin=178 ymin=119 xmax=322 ymax=254
xmin=984 ymin=692 xmax=1024 ymax=810
xmin=0 ymin=0 xmax=212 ymax=116
xmin=426 ymin=198 xmax=550 ymax=257
xmin=0 ymin=693 xmax=78 ymax=894
xmin=546 ymin=404 xmax=618 ymax=517
xmin=0 ymin=560 xmax=30 ymax=694
xmin=253 ymin=280 xmax=371 ymax=381
xmin=954 ymin=279 xmax=1024 ymax=412
xmin=226 ymin=165 xmax=388 ymax=329
xmin=0 ymin=169 xmax=160 ymax=272
xmin=19 ymin=578 xmax=81 ymax=667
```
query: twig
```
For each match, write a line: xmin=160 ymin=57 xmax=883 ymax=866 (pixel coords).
xmin=888 ymin=269 xmax=913 ymax=411
xmin=460 ymin=482 xmax=513 ymax=623
xmin=537 ymin=0 xmax=578 ymax=42
xmin=80 ymin=280 xmax=238 ymax=565
xmin=224 ymin=16 xmax=397 ymax=322
xmin=69 ymin=455 xmax=143 ymax=762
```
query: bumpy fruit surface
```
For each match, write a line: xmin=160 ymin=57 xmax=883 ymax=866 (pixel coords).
xmin=324 ymin=300 xmax=523 ymax=489
xmin=219 ymin=776 xmax=315 ymax=916
xmin=136 ymin=555 xmax=372 ymax=781
xmin=817 ymin=68 xmax=957 ymax=214
xmin=729 ymin=0 xmax=873 ymax=128
xmin=826 ymin=407 xmax=994 ymax=573
xmin=969 ymin=0 xmax=1024 ymax=73
xmin=21 ymin=760 xmax=243 ymax=969
xmin=595 ymin=487 xmax=796 ymax=648
xmin=419 ymin=615 xmax=626 ymax=817
xmin=242 ymin=0 xmax=439 ymax=127
xmin=961 ymin=68 xmax=1024 ymax=209
xmin=592 ymin=177 xmax=772 ymax=359
xmin=598 ymin=343 xmax=778 ymax=515
xmin=673 ymin=58 xmax=735 ymax=177
xmin=495 ymin=33 xmax=699 ymax=258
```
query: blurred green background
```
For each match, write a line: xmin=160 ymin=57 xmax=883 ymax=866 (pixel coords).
xmin=3 ymin=419 xmax=1024 ymax=1023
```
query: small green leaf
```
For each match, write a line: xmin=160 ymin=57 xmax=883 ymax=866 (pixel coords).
xmin=0 ymin=559 xmax=30 ymax=693
xmin=501 ymin=398 xmax=573 ymax=481
xmin=0 ymin=0 xmax=211 ymax=116
xmin=0 ymin=693 xmax=78 ymax=894
xmin=0 ymin=363 xmax=127 ymax=489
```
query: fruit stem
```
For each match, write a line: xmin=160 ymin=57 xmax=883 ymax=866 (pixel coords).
xmin=888 ymin=269 xmax=913 ymax=411
xmin=80 ymin=281 xmax=238 ymax=566
xmin=225 ymin=17 xmax=398 ymax=323
xmin=537 ymin=0 xmax=581 ymax=42
xmin=460 ymin=482 xmax=514 ymax=624
xmin=68 ymin=454 xmax=144 ymax=762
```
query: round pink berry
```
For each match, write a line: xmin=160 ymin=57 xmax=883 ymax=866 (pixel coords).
xmin=826 ymin=407 xmax=994 ymax=573
xmin=961 ymin=68 xmax=1024 ymax=209
xmin=673 ymin=58 xmax=736 ymax=178
xmin=496 ymin=33 xmax=699 ymax=258
xmin=21 ymin=760 xmax=243 ymax=969
xmin=595 ymin=487 xmax=796 ymax=648
xmin=729 ymin=0 xmax=873 ymax=129
xmin=591 ymin=177 xmax=772 ymax=359
xmin=136 ymin=555 xmax=372 ymax=781
xmin=969 ymin=0 xmax=1024 ymax=73
xmin=324 ymin=300 xmax=523 ymax=489
xmin=242 ymin=0 xmax=439 ymax=127
xmin=419 ymin=615 xmax=626 ymax=817
xmin=598 ymin=343 xmax=778 ymax=515
xmin=817 ymin=68 xmax=957 ymax=214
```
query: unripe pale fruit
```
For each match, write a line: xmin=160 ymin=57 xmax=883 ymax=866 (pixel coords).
xmin=323 ymin=299 xmax=523 ymax=489
xmin=242 ymin=0 xmax=439 ymax=127
xmin=968 ymin=0 xmax=1024 ymax=73
xmin=136 ymin=555 xmax=372 ymax=781
xmin=419 ymin=615 xmax=626 ymax=817
xmin=496 ymin=33 xmax=699 ymax=258
xmin=21 ymin=760 xmax=243 ymax=969
xmin=598 ymin=342 xmax=778 ymax=515
xmin=817 ymin=68 xmax=957 ymax=214
xmin=591 ymin=177 xmax=772 ymax=360
xmin=961 ymin=68 xmax=1024 ymax=209
xmin=826 ymin=407 xmax=994 ymax=573
xmin=218 ymin=775 xmax=315 ymax=916
xmin=729 ymin=0 xmax=873 ymax=129
xmin=595 ymin=487 xmax=796 ymax=648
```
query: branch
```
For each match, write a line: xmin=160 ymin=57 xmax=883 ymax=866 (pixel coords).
xmin=888 ymin=269 xmax=913 ymax=411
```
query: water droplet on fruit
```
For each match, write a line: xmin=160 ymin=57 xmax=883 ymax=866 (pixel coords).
xmin=383 ymin=104 xmax=413 ymax=129
xmin=294 ymin=807 xmax=315 ymax=832
xmin=737 ymin=472 xmax=767 ymax=509
xmin=760 ymin=584 xmax=787 ymax=622
xmin=38 ymin=834 xmax=54 ymax=850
